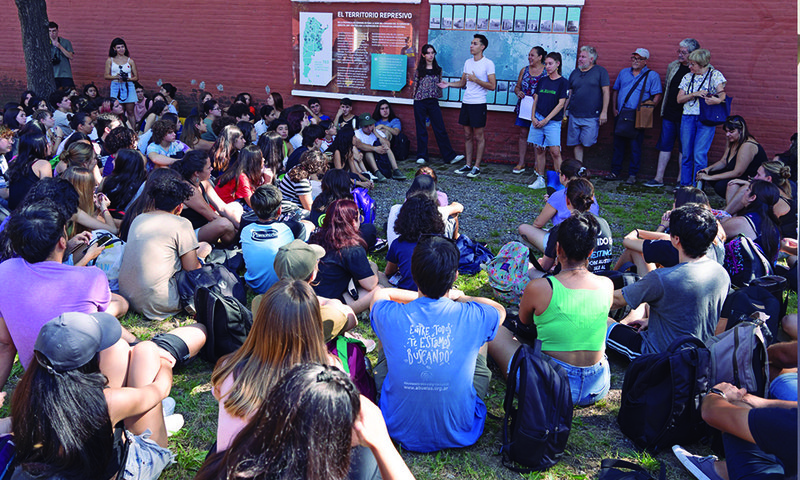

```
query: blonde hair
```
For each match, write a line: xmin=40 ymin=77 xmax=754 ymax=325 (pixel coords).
xmin=210 ymin=280 xmax=329 ymax=419
xmin=761 ymin=160 xmax=793 ymax=197
xmin=62 ymin=166 xmax=97 ymax=235
xmin=61 ymin=140 xmax=96 ymax=169
xmin=688 ymin=48 xmax=711 ymax=67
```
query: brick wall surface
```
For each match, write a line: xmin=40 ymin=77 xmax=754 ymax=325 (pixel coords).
xmin=0 ymin=0 xmax=795 ymax=178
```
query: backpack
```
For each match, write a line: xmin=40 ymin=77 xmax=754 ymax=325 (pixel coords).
xmin=85 ymin=230 xmax=125 ymax=292
xmin=707 ymin=319 xmax=770 ymax=397
xmin=456 ymin=234 xmax=494 ymax=275
xmin=175 ymin=263 xmax=247 ymax=313
xmin=390 ymin=132 xmax=411 ymax=162
xmin=351 ymin=187 xmax=376 ymax=224
xmin=597 ymin=459 xmax=665 ymax=480
xmin=194 ymin=286 xmax=253 ymax=363
xmin=327 ymin=335 xmax=377 ymax=402
xmin=617 ymin=336 xmax=712 ymax=452
xmin=720 ymin=284 xmax=781 ymax=343
xmin=485 ymin=241 xmax=530 ymax=304
xmin=500 ymin=340 xmax=572 ymax=472
xmin=723 ymin=234 xmax=772 ymax=288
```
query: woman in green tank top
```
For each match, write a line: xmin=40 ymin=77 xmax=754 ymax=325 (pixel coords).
xmin=488 ymin=212 xmax=614 ymax=406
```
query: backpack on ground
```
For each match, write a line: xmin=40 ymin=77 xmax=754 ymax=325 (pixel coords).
xmin=194 ymin=286 xmax=253 ymax=363
xmin=723 ymin=234 xmax=773 ymax=288
xmin=617 ymin=336 xmax=712 ymax=453
xmin=327 ymin=335 xmax=377 ymax=402
xmin=456 ymin=234 xmax=494 ymax=275
xmin=175 ymin=262 xmax=247 ymax=313
xmin=720 ymin=284 xmax=781 ymax=343
xmin=485 ymin=241 xmax=530 ymax=304
xmin=351 ymin=187 xmax=376 ymax=224
xmin=597 ymin=458 xmax=665 ymax=480
xmin=707 ymin=318 xmax=770 ymax=398
xmin=500 ymin=340 xmax=572 ymax=472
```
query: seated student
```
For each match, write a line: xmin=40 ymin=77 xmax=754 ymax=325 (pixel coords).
xmin=673 ymin=382 xmax=797 ymax=480
xmin=328 ymin=126 xmax=373 ymax=185
xmin=269 ymin=239 xmax=358 ymax=342
xmin=726 ymin=160 xmax=796 ymax=239
xmin=98 ymin=148 xmax=147 ymax=216
xmin=62 ymin=166 xmax=119 ymax=236
xmin=518 ymin=159 xmax=599 ymax=254
xmin=5 ymin=132 xmax=52 ymax=211
xmin=535 ymin=178 xmax=613 ymax=275
xmin=615 ymin=186 xmax=726 ymax=274
xmin=385 ymin=194 xmax=445 ymax=291
xmin=310 ymin=199 xmax=384 ymax=314
xmin=333 ymin=97 xmax=357 ymax=131
xmin=606 ymin=204 xmax=731 ymax=361
xmin=353 ymin=113 xmax=405 ymax=182
xmin=370 ymin=235 xmax=504 ymax=452
xmin=146 ymin=118 xmax=189 ymax=169
xmin=285 ymin=123 xmax=325 ymax=172
xmin=118 ymin=169 xmax=205 ymax=320
xmin=304 ymin=97 xmax=331 ymax=124
xmin=214 ymin=144 xmax=268 ymax=210
xmin=180 ymin=114 xmax=214 ymax=152
xmin=197 ymin=364 xmax=415 ymax=480
xmin=415 ymin=165 xmax=448 ymax=206
xmin=309 ymin=169 xmax=376 ymax=249
xmin=279 ymin=150 xmax=328 ymax=217
xmin=489 ymin=212 xmax=613 ymax=406
xmin=319 ymin=119 xmax=337 ymax=152
xmin=101 ymin=125 xmax=138 ymax=176
xmin=170 ymin=150 xmax=239 ymax=245
xmin=201 ymin=99 xmax=222 ymax=142
xmin=386 ymin=174 xmax=462 ymax=249
xmin=721 ymin=180 xmax=782 ymax=266
xmin=241 ymin=185 xmax=309 ymax=294
xmin=210 ymin=280 xmax=336 ymax=452
xmin=227 ymin=102 xmax=252 ymax=125
xmin=256 ymin=130 xmax=284 ymax=183
xmin=254 ymin=104 xmax=278 ymax=138
xmin=286 ymin=107 xmax=310 ymax=150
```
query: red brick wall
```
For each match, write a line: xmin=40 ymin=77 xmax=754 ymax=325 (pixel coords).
xmin=1 ymin=0 xmax=795 ymax=177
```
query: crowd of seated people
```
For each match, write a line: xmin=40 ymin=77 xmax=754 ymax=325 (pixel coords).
xmin=0 ymin=81 xmax=796 ymax=480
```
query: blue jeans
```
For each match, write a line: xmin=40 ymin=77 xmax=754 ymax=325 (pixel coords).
xmin=656 ymin=117 xmax=681 ymax=152
xmin=414 ymin=98 xmax=456 ymax=162
xmin=680 ymin=114 xmax=716 ymax=186
xmin=723 ymin=433 xmax=785 ymax=480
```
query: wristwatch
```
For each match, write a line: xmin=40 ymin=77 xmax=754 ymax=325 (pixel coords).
xmin=708 ymin=387 xmax=726 ymax=399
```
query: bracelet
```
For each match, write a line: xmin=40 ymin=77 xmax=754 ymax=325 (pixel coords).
xmin=658 ymin=224 xmax=667 ymax=229
xmin=708 ymin=387 xmax=726 ymax=399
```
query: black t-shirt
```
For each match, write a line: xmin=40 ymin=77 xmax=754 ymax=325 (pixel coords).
xmin=534 ymin=76 xmax=569 ymax=122
xmin=749 ymin=407 xmax=797 ymax=476
xmin=544 ymin=214 xmax=613 ymax=273
xmin=663 ymin=63 xmax=690 ymax=123
xmin=313 ymin=245 xmax=374 ymax=300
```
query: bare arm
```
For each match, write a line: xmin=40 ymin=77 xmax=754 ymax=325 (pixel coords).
xmin=104 ymin=58 xmax=117 ymax=81
xmin=600 ymin=85 xmax=610 ymax=125
xmin=611 ymin=289 xmax=628 ymax=310
xmin=298 ymin=193 xmax=313 ymax=211
xmin=180 ymin=248 xmax=202 ymax=272
xmin=354 ymin=397 xmax=416 ymax=480
xmin=384 ymin=261 xmax=399 ymax=277
xmin=532 ymin=203 xmax=557 ymax=228
xmin=0 ymin=315 xmax=17 ymax=391
xmin=370 ymin=287 xmax=419 ymax=309
xmin=700 ymin=143 xmax=758 ymax=181
xmin=358 ymin=274 xmax=379 ymax=292
xmin=514 ymin=68 xmax=526 ymax=98
xmin=439 ymin=73 xmax=467 ymax=89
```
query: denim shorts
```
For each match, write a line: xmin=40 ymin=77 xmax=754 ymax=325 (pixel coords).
xmin=122 ymin=429 xmax=175 ymax=480
xmin=566 ymin=116 xmax=599 ymax=147
xmin=111 ymin=81 xmax=137 ymax=104
xmin=769 ymin=372 xmax=797 ymax=401
xmin=527 ymin=112 xmax=562 ymax=148
xmin=507 ymin=353 xmax=610 ymax=407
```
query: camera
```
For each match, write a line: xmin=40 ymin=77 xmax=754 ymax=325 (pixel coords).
xmin=119 ymin=71 xmax=129 ymax=82
xmin=51 ymin=53 xmax=60 ymax=65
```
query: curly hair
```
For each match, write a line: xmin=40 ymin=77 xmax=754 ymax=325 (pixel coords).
xmin=287 ymin=150 xmax=328 ymax=182
xmin=394 ymin=195 xmax=445 ymax=242
xmin=150 ymin=118 xmax=176 ymax=145
xmin=104 ymin=126 xmax=137 ymax=155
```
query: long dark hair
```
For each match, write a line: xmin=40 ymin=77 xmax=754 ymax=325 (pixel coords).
xmin=196 ymin=363 xmax=359 ymax=480
xmin=416 ymin=44 xmax=442 ymax=77
xmin=311 ymin=169 xmax=353 ymax=213
xmin=723 ymin=115 xmax=754 ymax=150
xmin=257 ymin=131 xmax=284 ymax=179
xmin=100 ymin=148 xmax=147 ymax=210
xmin=119 ymin=168 xmax=185 ymax=241
xmin=310 ymin=199 xmax=366 ymax=252
xmin=565 ymin=177 xmax=595 ymax=212
xmin=372 ymin=99 xmax=397 ymax=122
xmin=12 ymin=354 xmax=113 ymax=479
xmin=7 ymin=132 xmax=49 ymax=184
xmin=742 ymin=180 xmax=782 ymax=263
xmin=108 ymin=37 xmax=130 ymax=57
xmin=216 ymin=144 xmax=263 ymax=193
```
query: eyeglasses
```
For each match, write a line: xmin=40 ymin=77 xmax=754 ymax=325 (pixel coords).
xmin=677 ymin=49 xmax=689 ymax=55
xmin=630 ymin=56 xmax=645 ymax=61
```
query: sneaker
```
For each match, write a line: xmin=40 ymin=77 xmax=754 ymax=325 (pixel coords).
xmin=162 ymin=397 xmax=176 ymax=418
xmin=450 ymin=154 xmax=465 ymax=164
xmin=374 ymin=171 xmax=387 ymax=182
xmin=512 ymin=167 xmax=526 ymax=174
xmin=416 ymin=158 xmax=426 ymax=164
xmin=164 ymin=413 xmax=185 ymax=437
xmin=626 ymin=175 xmax=636 ymax=185
xmin=466 ymin=166 xmax=481 ymax=178
xmin=392 ymin=168 xmax=406 ymax=180
xmin=362 ymin=171 xmax=377 ymax=181
xmin=454 ymin=165 xmax=472 ymax=174
xmin=604 ymin=172 xmax=621 ymax=181
xmin=528 ymin=176 xmax=546 ymax=189
xmin=643 ymin=179 xmax=664 ymax=187
xmin=371 ymin=238 xmax=388 ymax=253
xmin=672 ymin=445 xmax=724 ymax=480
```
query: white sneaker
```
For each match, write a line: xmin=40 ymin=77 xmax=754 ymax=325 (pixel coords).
xmin=164 ymin=413 xmax=184 ymax=437
xmin=416 ymin=158 xmax=426 ymax=164
xmin=528 ymin=176 xmax=546 ymax=189
xmin=450 ymin=154 xmax=465 ymax=164
xmin=362 ymin=171 xmax=377 ymax=181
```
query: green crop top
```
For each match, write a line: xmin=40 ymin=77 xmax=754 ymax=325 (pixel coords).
xmin=533 ymin=277 xmax=611 ymax=352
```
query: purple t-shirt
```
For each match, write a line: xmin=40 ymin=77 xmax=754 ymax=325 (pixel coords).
xmin=0 ymin=259 xmax=111 ymax=368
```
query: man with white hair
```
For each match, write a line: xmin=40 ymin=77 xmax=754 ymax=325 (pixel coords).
xmin=565 ymin=45 xmax=610 ymax=162
xmin=645 ymin=38 xmax=701 ymax=187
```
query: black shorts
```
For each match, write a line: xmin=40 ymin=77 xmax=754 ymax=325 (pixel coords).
xmin=606 ymin=323 xmax=643 ymax=361
xmin=642 ymin=239 xmax=679 ymax=267
xmin=458 ymin=103 xmax=487 ymax=128
xmin=151 ymin=333 xmax=190 ymax=368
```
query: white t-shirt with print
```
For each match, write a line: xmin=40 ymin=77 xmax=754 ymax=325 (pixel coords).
xmin=462 ymin=56 xmax=496 ymax=104
xmin=354 ymin=127 xmax=386 ymax=147
xmin=678 ymin=69 xmax=727 ymax=116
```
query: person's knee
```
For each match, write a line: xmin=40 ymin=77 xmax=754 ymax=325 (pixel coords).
xmin=463 ymin=128 xmax=473 ymax=142
xmin=109 ymin=293 xmax=129 ymax=318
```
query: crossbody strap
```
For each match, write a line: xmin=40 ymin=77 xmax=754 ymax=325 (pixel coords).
xmin=622 ymin=69 xmax=651 ymax=108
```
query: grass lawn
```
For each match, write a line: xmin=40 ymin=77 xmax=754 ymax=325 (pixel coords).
xmin=4 ymin=172 xmax=795 ymax=480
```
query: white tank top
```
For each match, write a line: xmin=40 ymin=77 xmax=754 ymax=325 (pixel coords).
xmin=110 ymin=60 xmax=132 ymax=78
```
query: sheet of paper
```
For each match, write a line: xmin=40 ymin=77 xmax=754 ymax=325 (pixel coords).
xmin=518 ymin=95 xmax=534 ymax=120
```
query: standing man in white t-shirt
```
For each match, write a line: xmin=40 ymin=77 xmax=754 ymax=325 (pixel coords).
xmin=439 ymin=34 xmax=496 ymax=178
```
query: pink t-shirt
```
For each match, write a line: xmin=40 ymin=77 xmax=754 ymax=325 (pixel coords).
xmin=0 ymin=259 xmax=111 ymax=368
xmin=214 ymin=373 xmax=251 ymax=452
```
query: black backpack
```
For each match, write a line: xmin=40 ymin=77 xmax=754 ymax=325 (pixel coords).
xmin=194 ymin=286 xmax=253 ymax=363
xmin=617 ymin=336 xmax=712 ymax=452
xmin=720 ymin=284 xmax=781 ymax=343
xmin=597 ymin=459 xmax=665 ymax=480
xmin=723 ymin=234 xmax=773 ymax=288
xmin=500 ymin=340 xmax=572 ymax=472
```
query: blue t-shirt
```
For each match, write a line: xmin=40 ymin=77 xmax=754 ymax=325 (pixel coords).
xmin=370 ymin=296 xmax=500 ymax=452
xmin=613 ymin=66 xmax=662 ymax=111
xmin=241 ymin=220 xmax=305 ymax=294
xmin=386 ymin=240 xmax=417 ymax=291
xmin=376 ymin=118 xmax=402 ymax=132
